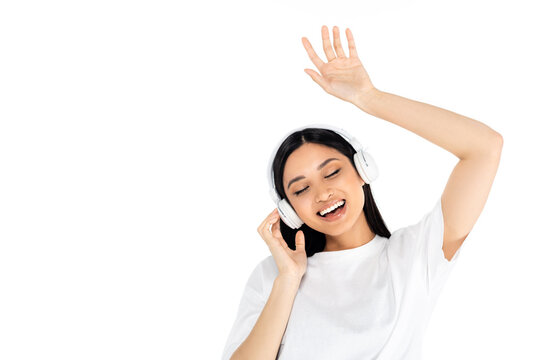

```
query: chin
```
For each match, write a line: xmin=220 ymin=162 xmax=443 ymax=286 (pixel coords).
xmin=322 ymin=220 xmax=355 ymax=236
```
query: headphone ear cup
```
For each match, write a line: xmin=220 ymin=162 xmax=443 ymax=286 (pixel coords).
xmin=354 ymin=149 xmax=379 ymax=184
xmin=278 ymin=198 xmax=304 ymax=229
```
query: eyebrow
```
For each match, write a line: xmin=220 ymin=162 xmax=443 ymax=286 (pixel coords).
xmin=287 ymin=158 xmax=340 ymax=190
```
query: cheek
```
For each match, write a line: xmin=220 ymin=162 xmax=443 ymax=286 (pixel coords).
xmin=344 ymin=173 xmax=364 ymax=193
xmin=293 ymin=197 xmax=311 ymax=214
xmin=288 ymin=197 xmax=314 ymax=219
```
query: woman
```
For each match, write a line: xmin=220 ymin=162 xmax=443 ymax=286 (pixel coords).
xmin=222 ymin=25 xmax=503 ymax=360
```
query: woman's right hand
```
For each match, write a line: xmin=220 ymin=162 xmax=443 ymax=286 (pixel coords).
xmin=257 ymin=208 xmax=307 ymax=281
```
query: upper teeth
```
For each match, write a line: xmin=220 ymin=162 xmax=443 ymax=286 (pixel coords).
xmin=319 ymin=200 xmax=345 ymax=216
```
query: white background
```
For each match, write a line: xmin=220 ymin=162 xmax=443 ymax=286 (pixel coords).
xmin=0 ymin=0 xmax=537 ymax=359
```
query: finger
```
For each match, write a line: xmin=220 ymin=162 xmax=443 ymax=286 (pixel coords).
xmin=272 ymin=219 xmax=283 ymax=239
xmin=321 ymin=25 xmax=336 ymax=62
xmin=304 ymin=68 xmax=328 ymax=91
xmin=262 ymin=216 xmax=280 ymax=243
xmin=263 ymin=209 xmax=279 ymax=225
xmin=268 ymin=219 xmax=289 ymax=249
xmin=258 ymin=209 xmax=278 ymax=234
xmin=295 ymin=231 xmax=305 ymax=252
xmin=332 ymin=26 xmax=346 ymax=58
xmin=301 ymin=37 xmax=324 ymax=72
xmin=345 ymin=28 xmax=359 ymax=58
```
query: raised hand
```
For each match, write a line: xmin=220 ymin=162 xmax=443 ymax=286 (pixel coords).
xmin=302 ymin=25 xmax=377 ymax=107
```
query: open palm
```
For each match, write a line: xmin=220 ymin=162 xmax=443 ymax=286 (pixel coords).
xmin=302 ymin=25 xmax=376 ymax=106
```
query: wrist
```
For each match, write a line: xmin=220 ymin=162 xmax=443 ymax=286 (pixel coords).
xmin=276 ymin=274 xmax=302 ymax=286
xmin=353 ymin=87 xmax=382 ymax=113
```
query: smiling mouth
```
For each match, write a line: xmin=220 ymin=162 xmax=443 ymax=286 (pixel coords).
xmin=317 ymin=199 xmax=346 ymax=217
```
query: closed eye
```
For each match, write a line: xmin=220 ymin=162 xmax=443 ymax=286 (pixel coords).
xmin=293 ymin=169 xmax=341 ymax=196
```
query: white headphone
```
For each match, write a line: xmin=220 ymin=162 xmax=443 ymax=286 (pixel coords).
xmin=267 ymin=123 xmax=379 ymax=229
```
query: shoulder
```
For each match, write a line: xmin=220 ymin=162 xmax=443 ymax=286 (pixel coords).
xmin=247 ymin=255 xmax=279 ymax=299
xmin=257 ymin=255 xmax=279 ymax=280
xmin=385 ymin=199 xmax=442 ymax=258
xmin=390 ymin=198 xmax=443 ymax=242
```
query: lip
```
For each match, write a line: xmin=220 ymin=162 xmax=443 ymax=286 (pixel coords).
xmin=318 ymin=199 xmax=347 ymax=222
xmin=317 ymin=199 xmax=345 ymax=215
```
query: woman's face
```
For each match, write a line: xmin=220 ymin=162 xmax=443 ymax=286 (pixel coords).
xmin=282 ymin=142 xmax=366 ymax=236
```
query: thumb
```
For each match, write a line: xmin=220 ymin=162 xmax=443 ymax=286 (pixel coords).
xmin=295 ymin=230 xmax=305 ymax=252
xmin=304 ymin=69 xmax=326 ymax=89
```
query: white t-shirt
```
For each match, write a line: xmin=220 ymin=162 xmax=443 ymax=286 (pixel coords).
xmin=221 ymin=197 xmax=466 ymax=359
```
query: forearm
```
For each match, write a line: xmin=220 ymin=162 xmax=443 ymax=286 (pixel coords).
xmin=355 ymin=89 xmax=502 ymax=160
xmin=231 ymin=275 xmax=301 ymax=360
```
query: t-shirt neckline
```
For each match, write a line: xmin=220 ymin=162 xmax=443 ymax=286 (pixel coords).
xmin=309 ymin=234 xmax=384 ymax=263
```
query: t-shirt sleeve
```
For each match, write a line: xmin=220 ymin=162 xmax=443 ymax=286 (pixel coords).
xmin=392 ymin=196 xmax=466 ymax=296
xmin=221 ymin=261 xmax=266 ymax=360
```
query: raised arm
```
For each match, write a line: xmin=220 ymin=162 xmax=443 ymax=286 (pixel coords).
xmin=356 ymin=88 xmax=502 ymax=260
xmin=301 ymin=25 xmax=503 ymax=261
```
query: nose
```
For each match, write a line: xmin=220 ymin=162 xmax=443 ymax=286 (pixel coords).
xmin=315 ymin=186 xmax=334 ymax=203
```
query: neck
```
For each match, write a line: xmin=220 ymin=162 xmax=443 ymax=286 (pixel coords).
xmin=323 ymin=210 xmax=376 ymax=251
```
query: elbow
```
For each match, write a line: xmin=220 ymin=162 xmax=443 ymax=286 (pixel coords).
xmin=493 ymin=131 xmax=504 ymax=148
xmin=491 ymin=132 xmax=504 ymax=157
xmin=467 ymin=132 xmax=503 ymax=160
xmin=481 ymin=131 xmax=503 ymax=159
